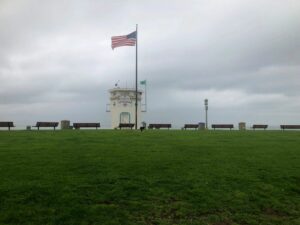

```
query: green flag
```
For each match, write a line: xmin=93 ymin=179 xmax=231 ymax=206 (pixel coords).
xmin=140 ymin=80 xmax=146 ymax=85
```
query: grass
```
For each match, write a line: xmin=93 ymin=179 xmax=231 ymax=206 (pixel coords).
xmin=0 ymin=130 xmax=299 ymax=225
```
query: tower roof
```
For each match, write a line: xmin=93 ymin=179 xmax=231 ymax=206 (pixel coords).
xmin=109 ymin=87 xmax=143 ymax=94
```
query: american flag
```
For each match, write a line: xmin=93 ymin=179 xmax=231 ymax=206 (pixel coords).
xmin=111 ymin=31 xmax=136 ymax=50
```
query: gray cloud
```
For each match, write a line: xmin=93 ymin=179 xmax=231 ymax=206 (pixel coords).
xmin=0 ymin=0 xmax=300 ymax=128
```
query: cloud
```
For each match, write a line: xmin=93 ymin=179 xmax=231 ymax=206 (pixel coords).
xmin=0 ymin=0 xmax=299 ymax=128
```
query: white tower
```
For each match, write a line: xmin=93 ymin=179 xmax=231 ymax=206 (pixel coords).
xmin=108 ymin=87 xmax=143 ymax=129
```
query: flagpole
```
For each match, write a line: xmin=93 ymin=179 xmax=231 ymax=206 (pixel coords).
xmin=135 ymin=24 xmax=138 ymax=130
xmin=145 ymin=80 xmax=147 ymax=112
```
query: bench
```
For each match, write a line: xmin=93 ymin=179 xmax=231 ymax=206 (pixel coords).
xmin=33 ymin=122 xmax=59 ymax=130
xmin=148 ymin=124 xmax=171 ymax=129
xmin=212 ymin=124 xmax=234 ymax=130
xmin=252 ymin=124 xmax=268 ymax=130
xmin=280 ymin=125 xmax=300 ymax=130
xmin=184 ymin=124 xmax=199 ymax=130
xmin=119 ymin=123 xmax=135 ymax=129
xmin=73 ymin=123 xmax=100 ymax=129
xmin=0 ymin=122 xmax=15 ymax=131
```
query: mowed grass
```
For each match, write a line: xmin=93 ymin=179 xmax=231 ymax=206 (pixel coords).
xmin=0 ymin=130 xmax=299 ymax=225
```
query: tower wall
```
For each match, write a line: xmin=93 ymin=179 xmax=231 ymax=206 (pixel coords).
xmin=109 ymin=88 xmax=143 ymax=129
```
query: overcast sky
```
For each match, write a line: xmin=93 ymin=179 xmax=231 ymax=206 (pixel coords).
xmin=0 ymin=0 xmax=299 ymax=128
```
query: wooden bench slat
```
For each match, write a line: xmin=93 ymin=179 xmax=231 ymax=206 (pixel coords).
xmin=280 ymin=125 xmax=300 ymax=130
xmin=73 ymin=123 xmax=100 ymax=129
xmin=211 ymin=124 xmax=234 ymax=130
xmin=148 ymin=124 xmax=171 ymax=129
xmin=0 ymin=121 xmax=15 ymax=130
xmin=119 ymin=123 xmax=135 ymax=129
xmin=184 ymin=124 xmax=199 ymax=130
xmin=33 ymin=122 xmax=59 ymax=130
xmin=252 ymin=124 xmax=268 ymax=130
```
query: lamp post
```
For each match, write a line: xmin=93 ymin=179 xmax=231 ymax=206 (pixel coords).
xmin=204 ymin=99 xmax=208 ymax=129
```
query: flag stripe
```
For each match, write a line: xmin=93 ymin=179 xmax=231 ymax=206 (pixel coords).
xmin=111 ymin=31 xmax=136 ymax=49
xmin=112 ymin=40 xmax=135 ymax=44
xmin=112 ymin=40 xmax=136 ymax=45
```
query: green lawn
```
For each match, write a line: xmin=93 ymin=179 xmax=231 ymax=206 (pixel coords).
xmin=0 ymin=130 xmax=299 ymax=225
